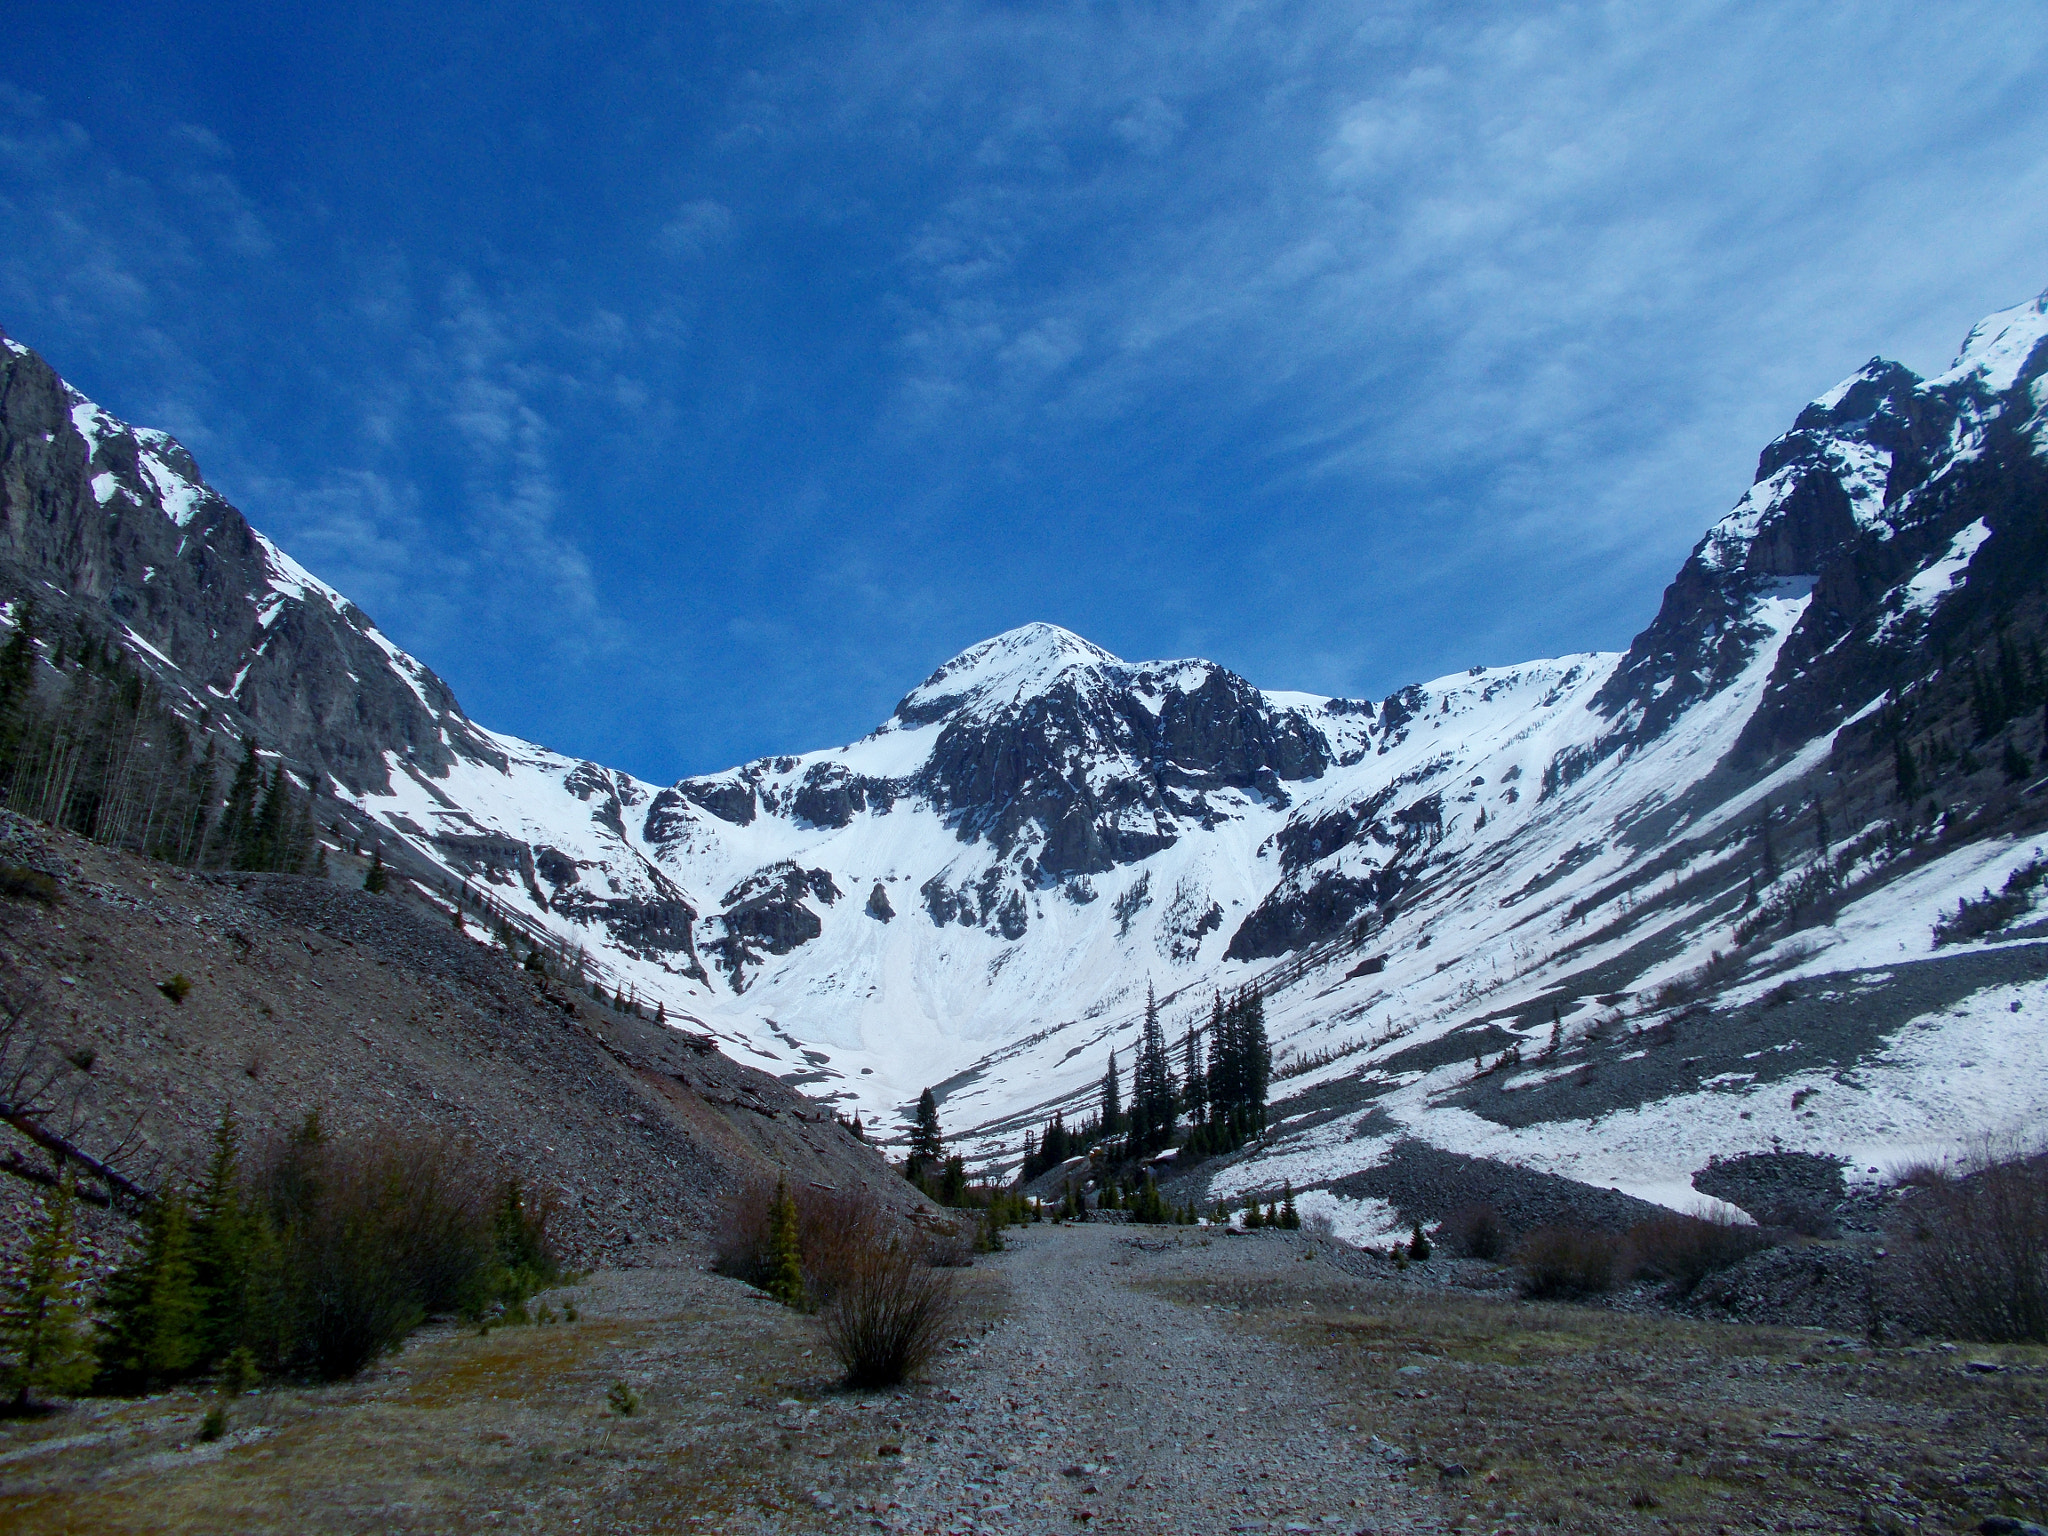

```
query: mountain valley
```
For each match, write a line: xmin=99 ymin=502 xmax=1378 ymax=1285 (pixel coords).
xmin=4 ymin=289 xmax=2048 ymax=1241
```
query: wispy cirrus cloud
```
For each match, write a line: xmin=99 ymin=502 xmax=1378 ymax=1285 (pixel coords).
xmin=730 ymin=0 xmax=2048 ymax=690
xmin=3 ymin=3 xmax=2044 ymax=777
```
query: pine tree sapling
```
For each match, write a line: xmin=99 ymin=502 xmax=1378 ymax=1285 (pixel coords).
xmin=193 ymin=1107 xmax=254 ymax=1362
xmin=96 ymin=1190 xmax=205 ymax=1392
xmin=1409 ymin=1221 xmax=1433 ymax=1261
xmin=1 ymin=1171 xmax=96 ymax=1408
xmin=363 ymin=848 xmax=389 ymax=894
xmin=765 ymin=1177 xmax=807 ymax=1310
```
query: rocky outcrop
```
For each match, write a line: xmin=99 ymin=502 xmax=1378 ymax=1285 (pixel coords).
xmin=1225 ymin=870 xmax=1384 ymax=961
xmin=703 ymin=862 xmax=841 ymax=987
xmin=914 ymin=651 xmax=1329 ymax=881
xmin=0 ymin=331 xmax=499 ymax=796
xmin=1596 ymin=297 xmax=2048 ymax=765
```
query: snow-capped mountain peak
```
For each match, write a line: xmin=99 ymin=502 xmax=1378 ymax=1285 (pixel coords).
xmin=893 ymin=622 xmax=1124 ymax=725
xmin=8 ymin=288 xmax=2048 ymax=1244
xmin=1932 ymin=284 xmax=2048 ymax=394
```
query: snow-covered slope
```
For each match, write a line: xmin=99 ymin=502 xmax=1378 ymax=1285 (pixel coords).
xmin=6 ymin=290 xmax=2047 ymax=1228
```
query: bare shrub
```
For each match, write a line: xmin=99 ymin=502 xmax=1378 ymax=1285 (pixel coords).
xmin=1901 ymin=1146 xmax=2048 ymax=1343
xmin=1447 ymin=1204 xmax=1506 ymax=1261
xmin=1627 ymin=1212 xmax=1771 ymax=1294
xmin=1932 ymin=857 xmax=2047 ymax=945
xmin=711 ymin=1178 xmax=777 ymax=1289
xmin=0 ymin=865 xmax=58 ymax=904
xmin=712 ymin=1178 xmax=894 ymax=1305
xmin=1892 ymin=1158 xmax=1953 ymax=1190
xmin=820 ymin=1241 xmax=958 ymax=1389
xmin=1514 ymin=1227 xmax=1621 ymax=1298
xmin=1650 ymin=948 xmax=1744 ymax=1011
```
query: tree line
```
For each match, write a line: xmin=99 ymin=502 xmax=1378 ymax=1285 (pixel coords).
xmin=1015 ymin=982 xmax=1270 ymax=1180
xmin=0 ymin=605 xmax=318 ymax=873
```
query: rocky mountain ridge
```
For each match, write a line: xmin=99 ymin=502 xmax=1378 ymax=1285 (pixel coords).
xmin=4 ymin=290 xmax=2047 ymax=1239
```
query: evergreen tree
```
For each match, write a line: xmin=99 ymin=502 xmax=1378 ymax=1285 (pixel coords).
xmin=215 ymin=737 xmax=263 ymax=868
xmin=909 ymin=1087 xmax=943 ymax=1174
xmin=1181 ymin=1023 xmax=1206 ymax=1125
xmin=1894 ymin=735 xmax=1920 ymax=801
xmin=1205 ymin=992 xmax=1230 ymax=1121
xmin=248 ymin=767 xmax=292 ymax=871
xmin=363 ymin=848 xmax=389 ymax=894
xmin=1100 ymin=1051 xmax=1122 ymax=1138
xmin=0 ymin=603 xmax=36 ymax=777
xmin=1130 ymin=983 xmax=1176 ymax=1154
xmin=1237 ymin=986 xmax=1270 ymax=1132
xmin=192 ymin=1107 xmax=253 ymax=1361
xmin=2004 ymin=738 xmax=2035 ymax=784
xmin=1408 ymin=1221 xmax=1432 ymax=1261
xmin=96 ymin=1191 xmax=205 ymax=1391
xmin=0 ymin=1170 xmax=96 ymax=1408
xmin=1279 ymin=1181 xmax=1299 ymax=1230
xmin=1757 ymin=804 xmax=1779 ymax=884
xmin=765 ymin=1177 xmax=806 ymax=1310
xmin=1813 ymin=795 xmax=1831 ymax=859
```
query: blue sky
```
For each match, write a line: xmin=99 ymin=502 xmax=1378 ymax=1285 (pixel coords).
xmin=4 ymin=3 xmax=2045 ymax=781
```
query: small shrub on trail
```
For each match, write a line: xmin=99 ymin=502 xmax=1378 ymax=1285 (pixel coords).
xmin=1627 ymin=1212 xmax=1771 ymax=1294
xmin=920 ymin=1227 xmax=975 ymax=1268
xmin=1514 ymin=1226 xmax=1621 ymax=1298
xmin=607 ymin=1379 xmax=640 ymax=1416
xmin=821 ymin=1241 xmax=958 ymax=1389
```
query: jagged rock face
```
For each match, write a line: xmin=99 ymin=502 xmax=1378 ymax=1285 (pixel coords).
xmin=1594 ymin=294 xmax=2048 ymax=769
xmin=1595 ymin=361 xmax=1942 ymax=746
xmin=703 ymin=862 xmax=841 ymax=988
xmin=1731 ymin=323 xmax=2048 ymax=765
xmin=908 ymin=634 xmax=1330 ymax=879
xmin=0 ymin=334 xmax=497 ymax=795
xmin=673 ymin=775 xmax=757 ymax=827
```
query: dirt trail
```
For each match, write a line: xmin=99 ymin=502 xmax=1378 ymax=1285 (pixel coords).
xmin=881 ymin=1224 xmax=1434 ymax=1535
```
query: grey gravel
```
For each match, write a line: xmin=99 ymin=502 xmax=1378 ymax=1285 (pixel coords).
xmin=876 ymin=1224 xmax=1439 ymax=1535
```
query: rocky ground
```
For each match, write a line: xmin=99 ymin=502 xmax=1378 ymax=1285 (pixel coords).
xmin=6 ymin=1222 xmax=2043 ymax=1535
xmin=0 ymin=811 xmax=918 ymax=1275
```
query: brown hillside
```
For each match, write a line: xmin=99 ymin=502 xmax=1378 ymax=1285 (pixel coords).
xmin=0 ymin=809 xmax=920 ymax=1270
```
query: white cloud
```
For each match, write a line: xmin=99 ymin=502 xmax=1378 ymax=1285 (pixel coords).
xmin=1112 ymin=96 xmax=1183 ymax=156
xmin=655 ymin=198 xmax=734 ymax=256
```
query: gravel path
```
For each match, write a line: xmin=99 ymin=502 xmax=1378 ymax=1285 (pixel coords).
xmin=879 ymin=1225 xmax=1436 ymax=1536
